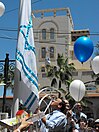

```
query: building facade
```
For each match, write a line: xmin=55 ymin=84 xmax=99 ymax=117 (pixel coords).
xmin=32 ymin=8 xmax=94 ymax=89
xmin=32 ymin=8 xmax=99 ymax=119
xmin=32 ymin=8 xmax=74 ymax=88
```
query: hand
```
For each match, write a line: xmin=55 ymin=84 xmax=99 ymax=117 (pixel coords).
xmin=14 ymin=118 xmax=33 ymax=132
xmin=67 ymin=110 xmax=72 ymax=118
xmin=41 ymin=116 xmax=46 ymax=124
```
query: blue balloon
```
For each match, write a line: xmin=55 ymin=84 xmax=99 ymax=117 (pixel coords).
xmin=74 ymin=36 xmax=94 ymax=63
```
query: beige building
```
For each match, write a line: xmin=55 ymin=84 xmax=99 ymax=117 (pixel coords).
xmin=32 ymin=8 xmax=94 ymax=86
xmin=32 ymin=8 xmax=93 ymax=88
xmin=32 ymin=8 xmax=99 ymax=119
xmin=32 ymin=8 xmax=74 ymax=88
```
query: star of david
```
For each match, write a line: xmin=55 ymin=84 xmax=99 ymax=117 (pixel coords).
xmin=19 ymin=17 xmax=36 ymax=54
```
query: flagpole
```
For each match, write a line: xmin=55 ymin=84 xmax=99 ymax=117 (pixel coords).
xmin=12 ymin=98 xmax=19 ymax=117
xmin=11 ymin=0 xmax=21 ymax=117
xmin=12 ymin=68 xmax=20 ymax=117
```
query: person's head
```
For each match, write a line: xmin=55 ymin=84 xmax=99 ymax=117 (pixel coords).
xmin=87 ymin=118 xmax=95 ymax=128
xmin=51 ymin=98 xmax=66 ymax=113
xmin=94 ymin=119 xmax=99 ymax=132
xmin=78 ymin=117 xmax=87 ymax=129
xmin=74 ymin=103 xmax=82 ymax=113
xmin=64 ymin=99 xmax=70 ymax=111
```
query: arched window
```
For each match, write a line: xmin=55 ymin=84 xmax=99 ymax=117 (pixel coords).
xmin=41 ymin=66 xmax=45 ymax=72
xmin=41 ymin=47 xmax=46 ymax=58
xmin=42 ymin=29 xmax=46 ymax=40
xmin=51 ymin=78 xmax=57 ymax=88
xmin=95 ymin=77 xmax=99 ymax=85
xmin=50 ymin=28 xmax=54 ymax=39
xmin=50 ymin=47 xmax=54 ymax=58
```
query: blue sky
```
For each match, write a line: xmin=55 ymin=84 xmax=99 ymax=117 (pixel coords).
xmin=0 ymin=0 xmax=99 ymax=60
xmin=0 ymin=0 xmax=99 ymax=96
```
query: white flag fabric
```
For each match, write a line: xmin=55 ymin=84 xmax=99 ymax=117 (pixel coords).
xmin=13 ymin=0 xmax=39 ymax=115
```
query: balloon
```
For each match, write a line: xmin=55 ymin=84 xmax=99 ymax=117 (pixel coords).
xmin=0 ymin=2 xmax=5 ymax=17
xmin=69 ymin=80 xmax=86 ymax=102
xmin=91 ymin=56 xmax=99 ymax=74
xmin=74 ymin=36 xmax=94 ymax=63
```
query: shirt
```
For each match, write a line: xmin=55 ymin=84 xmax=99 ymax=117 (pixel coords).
xmin=72 ymin=112 xmax=87 ymax=129
xmin=40 ymin=110 xmax=67 ymax=132
xmin=72 ymin=112 xmax=87 ymax=121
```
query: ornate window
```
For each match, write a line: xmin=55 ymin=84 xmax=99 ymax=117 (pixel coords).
xmin=41 ymin=47 xmax=46 ymax=58
xmin=42 ymin=29 xmax=46 ymax=40
xmin=51 ymin=78 xmax=57 ymax=88
xmin=50 ymin=28 xmax=54 ymax=39
xmin=50 ymin=47 xmax=54 ymax=58
xmin=41 ymin=66 xmax=47 ymax=78
xmin=41 ymin=66 xmax=45 ymax=72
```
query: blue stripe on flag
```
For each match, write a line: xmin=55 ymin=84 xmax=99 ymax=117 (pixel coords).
xmin=16 ymin=50 xmax=38 ymax=82
xmin=27 ymin=94 xmax=37 ymax=110
xmin=16 ymin=55 xmax=38 ymax=90
xmin=24 ymin=92 xmax=34 ymax=106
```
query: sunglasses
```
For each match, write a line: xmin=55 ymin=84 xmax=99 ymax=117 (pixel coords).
xmin=77 ymin=105 xmax=82 ymax=108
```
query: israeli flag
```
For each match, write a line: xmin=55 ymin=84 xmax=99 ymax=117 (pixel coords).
xmin=13 ymin=0 xmax=39 ymax=115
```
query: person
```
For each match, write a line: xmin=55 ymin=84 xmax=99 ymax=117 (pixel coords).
xmin=14 ymin=98 xmax=67 ymax=132
xmin=87 ymin=118 xmax=95 ymax=132
xmin=63 ymin=99 xmax=79 ymax=132
xmin=64 ymin=99 xmax=74 ymax=131
xmin=94 ymin=119 xmax=99 ymax=132
xmin=77 ymin=117 xmax=87 ymax=132
xmin=72 ymin=103 xmax=87 ymax=129
xmin=67 ymin=117 xmax=79 ymax=132
xmin=72 ymin=103 xmax=87 ymax=121
xmin=39 ymin=98 xmax=67 ymax=132
xmin=64 ymin=99 xmax=70 ymax=113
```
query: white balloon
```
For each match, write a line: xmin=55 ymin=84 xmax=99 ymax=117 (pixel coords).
xmin=69 ymin=80 xmax=86 ymax=102
xmin=91 ymin=56 xmax=99 ymax=74
xmin=0 ymin=2 xmax=5 ymax=17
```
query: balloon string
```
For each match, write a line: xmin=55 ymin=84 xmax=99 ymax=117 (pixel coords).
xmin=78 ymin=63 xmax=83 ymax=102
xmin=81 ymin=63 xmax=83 ymax=80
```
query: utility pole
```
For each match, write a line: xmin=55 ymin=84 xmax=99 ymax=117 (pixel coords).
xmin=2 ymin=53 xmax=9 ymax=112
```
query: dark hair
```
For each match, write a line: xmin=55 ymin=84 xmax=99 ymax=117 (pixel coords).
xmin=59 ymin=99 xmax=66 ymax=113
xmin=78 ymin=117 xmax=87 ymax=125
xmin=87 ymin=118 xmax=94 ymax=127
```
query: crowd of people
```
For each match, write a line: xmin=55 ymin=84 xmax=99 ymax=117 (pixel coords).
xmin=14 ymin=98 xmax=99 ymax=132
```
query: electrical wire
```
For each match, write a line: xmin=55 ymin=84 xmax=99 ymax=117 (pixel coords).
xmin=0 ymin=28 xmax=17 ymax=32
xmin=0 ymin=27 xmax=99 ymax=39
xmin=4 ymin=0 xmax=43 ymax=14
xmin=0 ymin=36 xmax=17 ymax=40
xmin=0 ymin=36 xmax=98 ymax=47
xmin=0 ymin=36 xmax=68 ymax=45
xmin=0 ymin=28 xmax=99 ymax=36
xmin=32 ymin=0 xmax=43 ymax=5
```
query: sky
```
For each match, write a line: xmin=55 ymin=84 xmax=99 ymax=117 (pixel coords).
xmin=0 ymin=0 xmax=99 ymax=60
xmin=0 ymin=0 xmax=99 ymax=95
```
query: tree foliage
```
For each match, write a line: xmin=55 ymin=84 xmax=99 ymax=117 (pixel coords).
xmin=46 ymin=53 xmax=76 ymax=93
